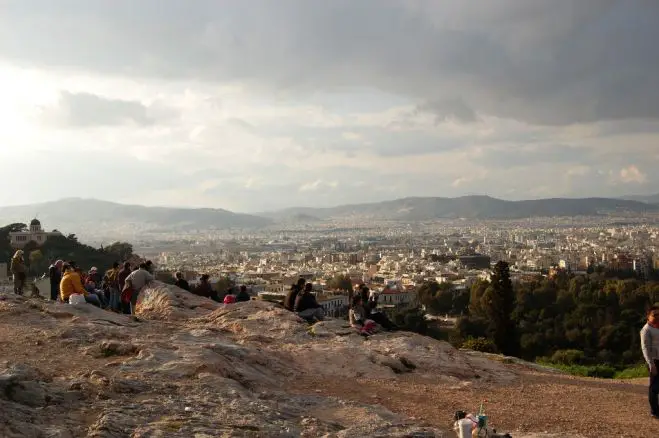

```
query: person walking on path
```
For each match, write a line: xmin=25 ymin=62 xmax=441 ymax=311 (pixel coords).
xmin=641 ymin=304 xmax=659 ymax=420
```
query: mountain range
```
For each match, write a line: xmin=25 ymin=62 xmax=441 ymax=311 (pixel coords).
xmin=0 ymin=196 xmax=657 ymax=236
xmin=620 ymin=193 xmax=659 ymax=204
xmin=0 ymin=198 xmax=271 ymax=235
xmin=264 ymin=195 xmax=659 ymax=221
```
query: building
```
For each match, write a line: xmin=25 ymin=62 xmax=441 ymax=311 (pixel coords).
xmin=9 ymin=219 xmax=62 ymax=249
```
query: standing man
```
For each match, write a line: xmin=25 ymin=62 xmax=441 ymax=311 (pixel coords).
xmin=641 ymin=304 xmax=659 ymax=419
xmin=10 ymin=250 xmax=26 ymax=295
xmin=48 ymin=260 xmax=63 ymax=301
xmin=123 ymin=263 xmax=154 ymax=314
xmin=103 ymin=262 xmax=121 ymax=312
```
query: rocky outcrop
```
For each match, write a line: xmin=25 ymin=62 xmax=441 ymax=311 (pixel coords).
xmin=0 ymin=285 xmax=572 ymax=437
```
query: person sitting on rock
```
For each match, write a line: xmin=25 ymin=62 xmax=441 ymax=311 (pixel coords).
xmin=236 ymin=285 xmax=251 ymax=302
xmin=363 ymin=288 xmax=398 ymax=331
xmin=174 ymin=272 xmax=190 ymax=291
xmin=192 ymin=274 xmax=221 ymax=302
xmin=294 ymin=283 xmax=325 ymax=322
xmin=60 ymin=264 xmax=102 ymax=307
xmin=284 ymin=277 xmax=305 ymax=311
xmin=349 ymin=294 xmax=378 ymax=336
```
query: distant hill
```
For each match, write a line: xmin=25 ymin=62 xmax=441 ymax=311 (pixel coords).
xmin=0 ymin=198 xmax=272 ymax=238
xmin=269 ymin=196 xmax=659 ymax=221
xmin=620 ymin=193 xmax=659 ymax=204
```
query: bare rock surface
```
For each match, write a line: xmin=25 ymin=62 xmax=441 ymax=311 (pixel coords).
xmin=0 ymin=284 xmax=653 ymax=437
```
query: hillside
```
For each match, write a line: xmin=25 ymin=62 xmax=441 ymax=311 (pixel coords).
xmin=0 ymin=283 xmax=654 ymax=437
xmin=621 ymin=193 xmax=659 ymax=204
xmin=0 ymin=198 xmax=272 ymax=236
xmin=269 ymin=195 xmax=659 ymax=221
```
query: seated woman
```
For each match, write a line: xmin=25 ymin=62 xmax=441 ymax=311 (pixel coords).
xmin=192 ymin=274 xmax=221 ymax=302
xmin=365 ymin=290 xmax=398 ymax=331
xmin=349 ymin=295 xmax=378 ymax=336
xmin=60 ymin=264 xmax=103 ymax=307
xmin=294 ymin=283 xmax=325 ymax=322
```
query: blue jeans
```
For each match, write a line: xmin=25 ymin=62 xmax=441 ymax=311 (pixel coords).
xmin=85 ymin=294 xmax=102 ymax=307
xmin=109 ymin=287 xmax=120 ymax=311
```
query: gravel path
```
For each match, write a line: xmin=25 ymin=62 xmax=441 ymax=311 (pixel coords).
xmin=294 ymin=371 xmax=657 ymax=438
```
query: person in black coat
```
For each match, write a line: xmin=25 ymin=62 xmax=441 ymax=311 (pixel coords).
xmin=236 ymin=285 xmax=251 ymax=302
xmin=48 ymin=260 xmax=63 ymax=301
xmin=174 ymin=272 xmax=190 ymax=291
xmin=294 ymin=283 xmax=325 ymax=322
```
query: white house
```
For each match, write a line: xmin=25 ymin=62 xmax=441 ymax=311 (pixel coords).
xmin=9 ymin=219 xmax=62 ymax=249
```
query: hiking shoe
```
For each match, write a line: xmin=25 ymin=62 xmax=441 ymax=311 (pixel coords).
xmin=651 ymin=414 xmax=659 ymax=420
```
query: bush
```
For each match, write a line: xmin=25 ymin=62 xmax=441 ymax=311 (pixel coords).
xmin=550 ymin=349 xmax=585 ymax=365
xmin=615 ymin=364 xmax=649 ymax=379
xmin=538 ymin=361 xmax=617 ymax=379
xmin=461 ymin=337 xmax=498 ymax=354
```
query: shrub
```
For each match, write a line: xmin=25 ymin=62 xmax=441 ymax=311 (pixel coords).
xmin=615 ymin=364 xmax=649 ymax=379
xmin=550 ymin=349 xmax=585 ymax=365
xmin=461 ymin=337 xmax=498 ymax=354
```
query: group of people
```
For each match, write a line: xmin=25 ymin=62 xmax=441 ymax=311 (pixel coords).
xmin=349 ymin=284 xmax=398 ymax=336
xmin=173 ymin=272 xmax=251 ymax=304
xmin=48 ymin=258 xmax=155 ymax=314
xmin=283 ymin=277 xmax=326 ymax=322
xmin=282 ymin=278 xmax=398 ymax=334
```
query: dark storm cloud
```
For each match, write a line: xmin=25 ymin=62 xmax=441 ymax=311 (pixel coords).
xmin=2 ymin=0 xmax=659 ymax=126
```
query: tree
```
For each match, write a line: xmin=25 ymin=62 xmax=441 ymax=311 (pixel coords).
xmin=483 ymin=261 xmax=518 ymax=355
xmin=416 ymin=281 xmax=454 ymax=315
xmin=327 ymin=274 xmax=353 ymax=293
xmin=28 ymin=249 xmax=46 ymax=276
xmin=215 ymin=276 xmax=235 ymax=295
xmin=105 ymin=242 xmax=134 ymax=260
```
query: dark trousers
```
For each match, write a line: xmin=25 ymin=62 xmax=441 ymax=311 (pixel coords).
xmin=651 ymin=360 xmax=659 ymax=416
xmin=370 ymin=311 xmax=397 ymax=331
xmin=50 ymin=283 xmax=59 ymax=301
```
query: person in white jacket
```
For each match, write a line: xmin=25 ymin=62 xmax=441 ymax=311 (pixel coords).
xmin=640 ymin=304 xmax=659 ymax=419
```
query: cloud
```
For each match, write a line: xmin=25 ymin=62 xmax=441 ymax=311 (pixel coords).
xmin=618 ymin=165 xmax=647 ymax=184
xmin=39 ymin=91 xmax=170 ymax=127
xmin=1 ymin=1 xmax=659 ymax=125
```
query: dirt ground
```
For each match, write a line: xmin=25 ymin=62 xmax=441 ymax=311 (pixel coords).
xmin=294 ymin=370 xmax=657 ymax=438
xmin=2 ymin=302 xmax=657 ymax=438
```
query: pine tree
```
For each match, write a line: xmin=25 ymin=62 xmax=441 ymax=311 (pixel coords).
xmin=484 ymin=261 xmax=518 ymax=355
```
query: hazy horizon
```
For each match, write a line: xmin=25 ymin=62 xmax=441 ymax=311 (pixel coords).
xmin=0 ymin=193 xmax=656 ymax=216
xmin=1 ymin=1 xmax=658 ymax=211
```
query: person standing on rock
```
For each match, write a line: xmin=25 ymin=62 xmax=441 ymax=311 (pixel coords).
xmin=123 ymin=263 xmax=154 ymax=314
xmin=642 ymin=304 xmax=659 ymax=420
xmin=48 ymin=260 xmax=63 ymax=301
xmin=103 ymin=262 xmax=121 ymax=312
xmin=117 ymin=262 xmax=132 ymax=314
xmin=10 ymin=250 xmax=26 ymax=295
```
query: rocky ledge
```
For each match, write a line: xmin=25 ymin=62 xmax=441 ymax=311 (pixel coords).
xmin=0 ymin=282 xmax=582 ymax=437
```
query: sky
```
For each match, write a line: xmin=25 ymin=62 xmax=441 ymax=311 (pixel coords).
xmin=0 ymin=0 xmax=658 ymax=213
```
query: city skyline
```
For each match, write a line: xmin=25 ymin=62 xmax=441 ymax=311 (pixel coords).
xmin=1 ymin=1 xmax=658 ymax=211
